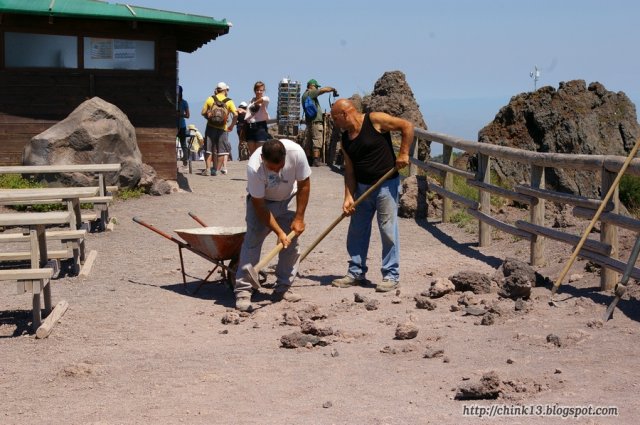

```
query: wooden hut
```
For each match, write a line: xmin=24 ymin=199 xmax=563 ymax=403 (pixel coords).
xmin=0 ymin=0 xmax=230 ymax=179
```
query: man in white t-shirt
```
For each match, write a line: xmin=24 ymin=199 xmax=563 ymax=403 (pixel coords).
xmin=234 ymin=139 xmax=312 ymax=311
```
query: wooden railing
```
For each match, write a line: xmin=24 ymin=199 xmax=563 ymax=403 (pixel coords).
xmin=408 ymin=129 xmax=640 ymax=290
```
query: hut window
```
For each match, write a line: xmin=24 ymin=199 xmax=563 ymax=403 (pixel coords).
xmin=4 ymin=32 xmax=78 ymax=68
xmin=83 ymin=38 xmax=155 ymax=70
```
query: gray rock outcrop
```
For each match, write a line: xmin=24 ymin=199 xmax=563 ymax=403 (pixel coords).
xmin=362 ymin=71 xmax=430 ymax=159
xmin=479 ymin=80 xmax=640 ymax=198
xmin=23 ymin=97 xmax=144 ymax=189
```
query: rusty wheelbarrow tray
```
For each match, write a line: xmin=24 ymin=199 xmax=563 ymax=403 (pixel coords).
xmin=133 ymin=212 xmax=245 ymax=293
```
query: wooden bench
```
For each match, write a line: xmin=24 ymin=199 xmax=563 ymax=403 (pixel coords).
xmin=0 ymin=268 xmax=53 ymax=329
xmin=0 ymin=229 xmax=87 ymax=273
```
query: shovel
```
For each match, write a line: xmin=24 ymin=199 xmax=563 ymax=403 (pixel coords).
xmin=242 ymin=230 xmax=297 ymax=289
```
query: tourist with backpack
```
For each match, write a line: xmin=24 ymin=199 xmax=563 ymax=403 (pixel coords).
xmin=301 ymin=79 xmax=338 ymax=167
xmin=200 ymin=82 xmax=237 ymax=176
xmin=244 ymin=81 xmax=271 ymax=156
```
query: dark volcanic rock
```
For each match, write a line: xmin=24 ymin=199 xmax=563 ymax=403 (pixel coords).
xmin=455 ymin=371 xmax=502 ymax=400
xmin=362 ymin=71 xmax=430 ymax=159
xmin=280 ymin=331 xmax=328 ymax=348
xmin=450 ymin=271 xmax=493 ymax=294
xmin=479 ymin=80 xmax=640 ymax=197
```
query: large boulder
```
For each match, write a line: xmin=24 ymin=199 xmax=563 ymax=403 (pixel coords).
xmin=362 ymin=71 xmax=430 ymax=159
xmin=23 ymin=97 xmax=144 ymax=189
xmin=478 ymin=80 xmax=640 ymax=197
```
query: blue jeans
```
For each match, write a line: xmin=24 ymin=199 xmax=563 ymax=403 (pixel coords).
xmin=346 ymin=176 xmax=400 ymax=282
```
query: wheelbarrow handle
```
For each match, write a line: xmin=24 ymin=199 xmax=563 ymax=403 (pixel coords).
xmin=132 ymin=216 xmax=186 ymax=247
xmin=188 ymin=211 xmax=209 ymax=227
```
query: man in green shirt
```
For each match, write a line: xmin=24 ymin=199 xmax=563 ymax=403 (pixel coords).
xmin=301 ymin=79 xmax=338 ymax=167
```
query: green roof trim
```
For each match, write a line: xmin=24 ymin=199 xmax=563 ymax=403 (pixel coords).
xmin=0 ymin=0 xmax=229 ymax=28
xmin=0 ymin=0 xmax=231 ymax=51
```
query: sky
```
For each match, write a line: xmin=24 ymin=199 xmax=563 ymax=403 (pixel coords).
xmin=129 ymin=0 xmax=640 ymax=156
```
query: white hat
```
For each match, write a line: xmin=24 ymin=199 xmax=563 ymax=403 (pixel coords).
xmin=216 ymin=82 xmax=230 ymax=91
xmin=239 ymin=101 xmax=248 ymax=108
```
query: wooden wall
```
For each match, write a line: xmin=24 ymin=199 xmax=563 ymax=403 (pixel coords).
xmin=0 ymin=14 xmax=181 ymax=179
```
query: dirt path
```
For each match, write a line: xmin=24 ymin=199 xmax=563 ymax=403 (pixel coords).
xmin=1 ymin=160 xmax=638 ymax=424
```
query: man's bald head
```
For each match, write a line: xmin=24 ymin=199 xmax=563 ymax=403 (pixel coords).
xmin=331 ymin=98 xmax=354 ymax=115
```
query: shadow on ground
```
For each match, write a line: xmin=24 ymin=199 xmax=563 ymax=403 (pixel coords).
xmin=416 ymin=218 xmax=504 ymax=269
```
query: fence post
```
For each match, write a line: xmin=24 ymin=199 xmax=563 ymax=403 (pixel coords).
xmin=530 ymin=165 xmax=545 ymax=266
xmin=478 ymin=153 xmax=491 ymax=247
xmin=600 ymin=168 xmax=619 ymax=290
xmin=442 ymin=145 xmax=454 ymax=222
xmin=409 ymin=136 xmax=418 ymax=177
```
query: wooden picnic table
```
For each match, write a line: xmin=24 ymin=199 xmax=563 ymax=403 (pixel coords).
xmin=0 ymin=163 xmax=121 ymax=196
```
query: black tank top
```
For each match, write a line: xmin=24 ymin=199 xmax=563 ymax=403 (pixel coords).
xmin=342 ymin=114 xmax=398 ymax=185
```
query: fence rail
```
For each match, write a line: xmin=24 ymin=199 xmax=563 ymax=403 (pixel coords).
xmin=409 ymin=129 xmax=640 ymax=290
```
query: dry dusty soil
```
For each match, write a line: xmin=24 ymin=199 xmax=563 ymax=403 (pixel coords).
xmin=1 ymin=159 xmax=639 ymax=424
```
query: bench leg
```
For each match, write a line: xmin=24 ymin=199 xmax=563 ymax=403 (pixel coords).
xmin=32 ymin=291 xmax=42 ymax=330
xmin=43 ymin=279 xmax=52 ymax=316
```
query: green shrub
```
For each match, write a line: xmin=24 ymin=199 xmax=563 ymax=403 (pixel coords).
xmin=620 ymin=174 xmax=640 ymax=216
xmin=117 ymin=187 xmax=145 ymax=201
xmin=0 ymin=174 xmax=42 ymax=189
xmin=450 ymin=209 xmax=474 ymax=229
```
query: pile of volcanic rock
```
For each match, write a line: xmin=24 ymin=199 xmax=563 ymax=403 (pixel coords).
xmin=414 ymin=258 xmax=547 ymax=325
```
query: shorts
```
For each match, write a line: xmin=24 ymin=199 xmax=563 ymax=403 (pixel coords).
xmin=217 ymin=132 xmax=231 ymax=156
xmin=245 ymin=121 xmax=269 ymax=142
xmin=204 ymin=126 xmax=226 ymax=154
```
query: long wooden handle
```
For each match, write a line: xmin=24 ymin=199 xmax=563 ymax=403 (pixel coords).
xmin=552 ymin=136 xmax=640 ymax=294
xmin=299 ymin=167 xmax=397 ymax=263
xmin=254 ymin=230 xmax=297 ymax=271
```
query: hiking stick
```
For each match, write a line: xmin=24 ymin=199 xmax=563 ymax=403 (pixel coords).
xmin=551 ymin=137 xmax=640 ymax=296
xmin=602 ymin=234 xmax=640 ymax=321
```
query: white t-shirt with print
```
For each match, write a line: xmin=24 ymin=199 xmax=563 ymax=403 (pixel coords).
xmin=247 ymin=139 xmax=311 ymax=201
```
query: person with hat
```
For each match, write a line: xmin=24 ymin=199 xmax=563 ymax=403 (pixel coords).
xmin=176 ymin=85 xmax=190 ymax=166
xmin=187 ymin=124 xmax=204 ymax=161
xmin=200 ymin=82 xmax=238 ymax=176
xmin=237 ymin=101 xmax=250 ymax=160
xmin=301 ymin=79 xmax=338 ymax=167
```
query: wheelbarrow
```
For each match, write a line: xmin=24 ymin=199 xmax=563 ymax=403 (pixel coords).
xmin=133 ymin=212 xmax=245 ymax=293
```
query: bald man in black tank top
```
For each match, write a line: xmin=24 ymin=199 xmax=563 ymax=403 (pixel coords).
xmin=329 ymin=99 xmax=414 ymax=292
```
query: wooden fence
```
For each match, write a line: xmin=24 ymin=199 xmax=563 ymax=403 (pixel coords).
xmin=408 ymin=129 xmax=640 ymax=290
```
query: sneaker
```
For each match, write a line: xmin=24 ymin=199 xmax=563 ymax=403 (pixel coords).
xmin=331 ymin=275 xmax=365 ymax=288
xmin=271 ymin=288 xmax=301 ymax=303
xmin=210 ymin=168 xmax=217 ymax=176
xmin=235 ymin=292 xmax=251 ymax=312
xmin=376 ymin=279 xmax=399 ymax=293
xmin=221 ymin=168 xmax=228 ymax=175
xmin=312 ymin=158 xmax=325 ymax=167
xmin=202 ymin=169 xmax=210 ymax=176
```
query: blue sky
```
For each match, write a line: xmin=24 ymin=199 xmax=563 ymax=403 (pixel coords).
xmin=130 ymin=0 xmax=640 ymax=155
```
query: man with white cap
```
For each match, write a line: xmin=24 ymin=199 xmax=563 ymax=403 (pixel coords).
xmin=200 ymin=82 xmax=238 ymax=176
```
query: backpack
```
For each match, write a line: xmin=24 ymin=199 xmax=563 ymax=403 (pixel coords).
xmin=207 ymin=96 xmax=230 ymax=126
xmin=303 ymin=95 xmax=317 ymax=120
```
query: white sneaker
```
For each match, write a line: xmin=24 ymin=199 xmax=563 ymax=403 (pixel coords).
xmin=221 ymin=168 xmax=228 ymax=175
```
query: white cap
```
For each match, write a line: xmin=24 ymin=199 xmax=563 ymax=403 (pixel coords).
xmin=216 ymin=82 xmax=230 ymax=91
xmin=239 ymin=101 xmax=248 ymax=108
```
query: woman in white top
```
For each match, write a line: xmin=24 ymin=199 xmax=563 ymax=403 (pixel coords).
xmin=245 ymin=81 xmax=271 ymax=155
